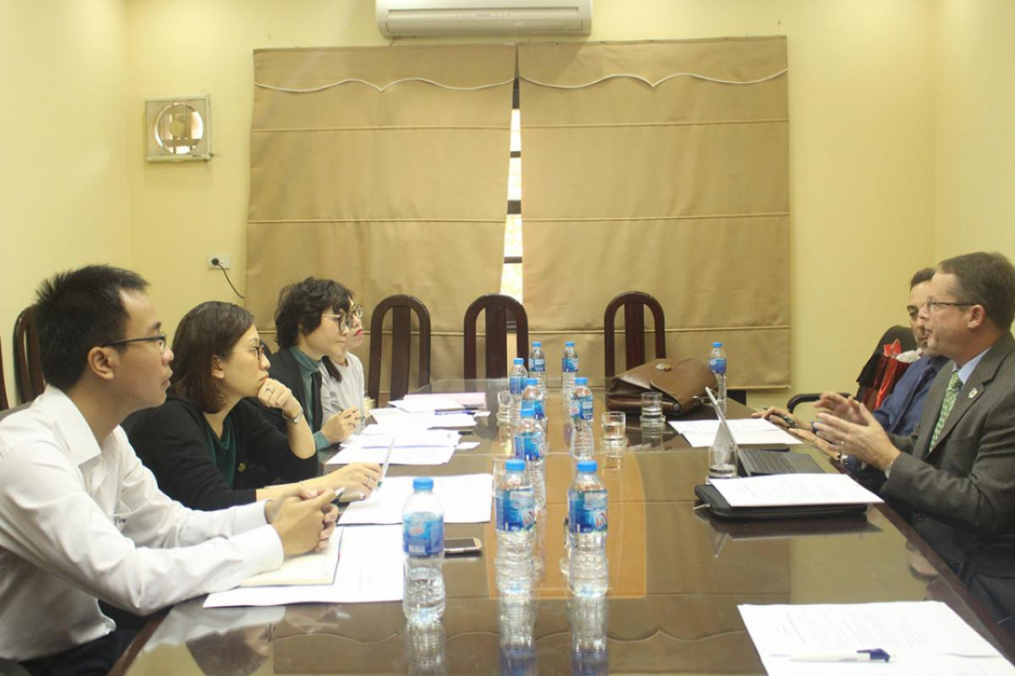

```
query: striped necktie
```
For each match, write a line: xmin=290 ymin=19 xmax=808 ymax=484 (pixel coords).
xmin=930 ymin=371 xmax=963 ymax=447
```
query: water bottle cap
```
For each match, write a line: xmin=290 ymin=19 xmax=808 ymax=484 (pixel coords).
xmin=513 ymin=358 xmax=524 ymax=364
xmin=505 ymin=459 xmax=525 ymax=472
xmin=525 ymin=378 xmax=537 ymax=386
xmin=532 ymin=341 xmax=541 ymax=347
xmin=713 ymin=341 xmax=723 ymax=347
xmin=565 ymin=341 xmax=575 ymax=347
xmin=520 ymin=408 xmax=535 ymax=418
xmin=576 ymin=460 xmax=598 ymax=473
xmin=412 ymin=477 xmax=434 ymax=491
xmin=575 ymin=377 xmax=588 ymax=385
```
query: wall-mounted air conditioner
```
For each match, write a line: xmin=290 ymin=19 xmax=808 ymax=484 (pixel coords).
xmin=377 ymin=0 xmax=592 ymax=38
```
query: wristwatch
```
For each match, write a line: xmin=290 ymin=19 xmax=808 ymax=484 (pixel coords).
xmin=884 ymin=457 xmax=896 ymax=479
xmin=285 ymin=409 xmax=304 ymax=425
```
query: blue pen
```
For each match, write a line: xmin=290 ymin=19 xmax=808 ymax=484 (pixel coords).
xmin=789 ymin=648 xmax=890 ymax=663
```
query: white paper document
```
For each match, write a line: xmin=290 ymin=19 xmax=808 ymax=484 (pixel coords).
xmin=390 ymin=396 xmax=464 ymax=413
xmin=710 ymin=473 xmax=883 ymax=507
xmin=339 ymin=473 xmax=493 ymax=525
xmin=326 ymin=445 xmax=456 ymax=466
xmin=239 ymin=530 xmax=341 ymax=587
xmin=367 ymin=409 xmax=477 ymax=430
xmin=403 ymin=391 xmax=487 ymax=408
xmin=344 ymin=430 xmax=461 ymax=448
xmin=204 ymin=525 xmax=404 ymax=608
xmin=670 ymin=418 xmax=802 ymax=447
xmin=739 ymin=601 xmax=1015 ymax=676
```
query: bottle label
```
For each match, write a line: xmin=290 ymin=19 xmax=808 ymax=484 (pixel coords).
xmin=709 ymin=357 xmax=727 ymax=375
xmin=509 ymin=376 xmax=525 ymax=395
xmin=496 ymin=487 xmax=535 ymax=532
xmin=531 ymin=358 xmax=546 ymax=373
xmin=569 ymin=490 xmax=608 ymax=533
xmin=579 ymin=395 xmax=594 ymax=421
xmin=403 ymin=513 xmax=444 ymax=557
xmin=534 ymin=400 xmax=545 ymax=420
xmin=563 ymin=357 xmax=578 ymax=373
xmin=513 ymin=432 xmax=542 ymax=460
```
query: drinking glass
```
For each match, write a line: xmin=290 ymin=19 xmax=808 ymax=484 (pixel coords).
xmin=640 ymin=392 xmax=665 ymax=429
xmin=497 ymin=390 xmax=513 ymax=426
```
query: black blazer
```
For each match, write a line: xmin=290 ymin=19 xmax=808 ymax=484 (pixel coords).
xmin=266 ymin=348 xmax=324 ymax=433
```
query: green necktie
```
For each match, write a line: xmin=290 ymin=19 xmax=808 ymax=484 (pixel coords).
xmin=930 ymin=371 xmax=963 ymax=447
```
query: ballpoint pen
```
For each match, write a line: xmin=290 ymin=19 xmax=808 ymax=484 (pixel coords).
xmin=788 ymin=648 xmax=891 ymax=663
xmin=376 ymin=439 xmax=394 ymax=490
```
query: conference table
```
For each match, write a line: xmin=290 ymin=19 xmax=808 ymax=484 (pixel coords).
xmin=114 ymin=379 xmax=1015 ymax=675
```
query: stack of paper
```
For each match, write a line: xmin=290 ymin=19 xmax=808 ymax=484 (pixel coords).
xmin=327 ymin=430 xmax=460 ymax=466
xmin=710 ymin=474 xmax=883 ymax=508
xmin=338 ymin=474 xmax=493 ymax=525
xmin=402 ymin=391 xmax=487 ymax=408
xmin=204 ymin=525 xmax=404 ymax=608
xmin=239 ymin=531 xmax=341 ymax=587
xmin=370 ymin=407 xmax=477 ymax=430
xmin=739 ymin=601 xmax=1015 ymax=675
xmin=670 ymin=418 xmax=801 ymax=447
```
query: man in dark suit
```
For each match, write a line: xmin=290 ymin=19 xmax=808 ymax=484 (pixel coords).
xmin=813 ymin=251 xmax=1015 ymax=620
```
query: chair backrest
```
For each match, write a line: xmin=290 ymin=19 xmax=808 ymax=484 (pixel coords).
xmin=603 ymin=291 xmax=667 ymax=377
xmin=0 ymin=335 xmax=8 ymax=412
xmin=463 ymin=294 xmax=529 ymax=379
xmin=14 ymin=306 xmax=45 ymax=404
xmin=367 ymin=294 xmax=432 ymax=403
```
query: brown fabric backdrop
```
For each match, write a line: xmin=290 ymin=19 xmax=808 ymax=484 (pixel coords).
xmin=519 ymin=38 xmax=790 ymax=389
xmin=246 ymin=45 xmax=515 ymax=391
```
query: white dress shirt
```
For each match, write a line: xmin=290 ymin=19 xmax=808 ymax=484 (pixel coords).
xmin=0 ymin=387 xmax=284 ymax=661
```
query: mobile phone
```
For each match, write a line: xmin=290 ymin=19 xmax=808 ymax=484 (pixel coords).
xmin=444 ymin=537 xmax=482 ymax=555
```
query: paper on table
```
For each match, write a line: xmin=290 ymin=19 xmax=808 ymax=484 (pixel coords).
xmin=456 ymin=441 xmax=481 ymax=451
xmin=339 ymin=474 xmax=493 ymax=525
xmin=710 ymin=474 xmax=883 ymax=507
xmin=669 ymin=418 xmax=802 ymax=447
xmin=404 ymin=391 xmax=487 ymax=408
xmin=390 ymin=397 xmax=464 ymax=413
xmin=366 ymin=410 xmax=477 ymax=430
xmin=204 ymin=526 xmax=404 ymax=607
xmin=739 ymin=602 xmax=1015 ymax=676
xmin=239 ymin=530 xmax=341 ymax=587
xmin=326 ymin=445 xmax=456 ymax=466
xmin=343 ymin=430 xmax=460 ymax=448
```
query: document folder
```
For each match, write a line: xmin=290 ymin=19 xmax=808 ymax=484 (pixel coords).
xmin=694 ymin=483 xmax=870 ymax=520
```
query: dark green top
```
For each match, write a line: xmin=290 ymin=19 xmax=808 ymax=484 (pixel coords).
xmin=203 ymin=415 xmax=237 ymax=486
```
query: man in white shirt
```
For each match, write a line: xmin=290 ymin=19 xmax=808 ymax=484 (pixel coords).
xmin=0 ymin=265 xmax=336 ymax=674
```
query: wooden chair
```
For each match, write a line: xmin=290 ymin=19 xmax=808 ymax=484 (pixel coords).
xmin=603 ymin=291 xmax=666 ymax=377
xmin=463 ymin=294 xmax=529 ymax=379
xmin=367 ymin=295 xmax=431 ymax=403
xmin=14 ymin=306 xmax=45 ymax=404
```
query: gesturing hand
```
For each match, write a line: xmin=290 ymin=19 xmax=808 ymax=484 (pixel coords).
xmin=813 ymin=403 xmax=901 ymax=471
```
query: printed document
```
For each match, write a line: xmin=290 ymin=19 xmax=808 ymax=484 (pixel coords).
xmin=339 ymin=474 xmax=493 ymax=525
xmin=238 ymin=530 xmax=341 ymax=587
xmin=670 ymin=418 xmax=802 ymax=447
xmin=710 ymin=474 xmax=883 ymax=507
xmin=326 ymin=445 xmax=455 ymax=466
xmin=403 ymin=392 xmax=487 ymax=408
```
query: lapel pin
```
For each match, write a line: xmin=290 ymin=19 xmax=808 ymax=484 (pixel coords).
xmin=968 ymin=388 xmax=979 ymax=399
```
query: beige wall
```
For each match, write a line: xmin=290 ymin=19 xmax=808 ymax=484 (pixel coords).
xmin=3 ymin=0 xmax=1013 ymax=407
xmin=0 ymin=0 xmax=131 ymax=400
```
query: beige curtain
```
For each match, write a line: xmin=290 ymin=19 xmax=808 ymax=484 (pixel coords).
xmin=519 ymin=38 xmax=790 ymax=389
xmin=246 ymin=45 xmax=515 ymax=390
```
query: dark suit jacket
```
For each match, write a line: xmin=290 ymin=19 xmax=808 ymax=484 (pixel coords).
xmin=884 ymin=332 xmax=1015 ymax=570
xmin=266 ymin=348 xmax=324 ymax=434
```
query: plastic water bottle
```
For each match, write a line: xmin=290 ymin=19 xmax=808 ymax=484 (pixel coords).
xmin=403 ymin=477 xmax=446 ymax=623
xmin=570 ymin=377 xmax=594 ymax=460
xmin=528 ymin=341 xmax=546 ymax=393
xmin=495 ymin=458 xmax=536 ymax=596
xmin=709 ymin=341 xmax=728 ymax=415
xmin=569 ymin=596 xmax=609 ymax=675
xmin=509 ymin=357 xmax=528 ymax=423
xmin=562 ymin=341 xmax=579 ymax=405
xmin=568 ymin=460 xmax=608 ymax=597
xmin=521 ymin=377 xmax=546 ymax=432
xmin=499 ymin=595 xmax=537 ymax=676
xmin=513 ymin=408 xmax=546 ymax=512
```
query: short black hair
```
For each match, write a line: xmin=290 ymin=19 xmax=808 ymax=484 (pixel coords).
xmin=910 ymin=267 xmax=935 ymax=289
xmin=274 ymin=278 xmax=352 ymax=349
xmin=34 ymin=265 xmax=149 ymax=390
xmin=938 ymin=251 xmax=1015 ymax=332
xmin=170 ymin=301 xmax=255 ymax=413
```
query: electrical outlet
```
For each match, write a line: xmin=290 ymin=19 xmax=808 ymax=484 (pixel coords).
xmin=208 ymin=255 xmax=231 ymax=270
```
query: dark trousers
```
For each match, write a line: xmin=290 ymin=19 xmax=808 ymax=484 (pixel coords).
xmin=20 ymin=630 xmax=136 ymax=676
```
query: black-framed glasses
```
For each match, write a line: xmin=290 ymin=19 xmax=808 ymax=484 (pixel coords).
xmin=323 ymin=304 xmax=363 ymax=333
xmin=102 ymin=332 xmax=168 ymax=352
xmin=922 ymin=299 xmax=977 ymax=313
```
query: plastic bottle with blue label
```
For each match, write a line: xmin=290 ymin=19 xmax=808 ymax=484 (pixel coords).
xmin=513 ymin=408 xmax=546 ymax=512
xmin=509 ymin=357 xmax=528 ymax=424
xmin=570 ymin=377 xmax=595 ymax=460
xmin=562 ymin=341 xmax=579 ymax=407
xmin=496 ymin=458 xmax=536 ymax=596
xmin=568 ymin=460 xmax=608 ymax=597
xmin=709 ymin=341 xmax=728 ymax=415
xmin=521 ymin=377 xmax=546 ymax=433
xmin=528 ymin=341 xmax=546 ymax=394
xmin=403 ymin=477 xmax=446 ymax=623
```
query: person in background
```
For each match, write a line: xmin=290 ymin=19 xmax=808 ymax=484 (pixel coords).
xmin=127 ymin=301 xmax=380 ymax=511
xmin=320 ymin=289 xmax=367 ymax=432
xmin=268 ymin=278 xmax=362 ymax=451
xmin=0 ymin=266 xmax=335 ymax=674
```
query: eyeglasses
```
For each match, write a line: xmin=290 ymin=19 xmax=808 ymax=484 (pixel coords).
xmin=236 ymin=344 xmax=268 ymax=359
xmin=921 ymin=299 xmax=977 ymax=313
xmin=323 ymin=304 xmax=363 ymax=333
xmin=102 ymin=332 xmax=168 ymax=352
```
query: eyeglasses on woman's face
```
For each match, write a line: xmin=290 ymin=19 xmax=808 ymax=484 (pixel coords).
xmin=322 ymin=304 xmax=363 ymax=333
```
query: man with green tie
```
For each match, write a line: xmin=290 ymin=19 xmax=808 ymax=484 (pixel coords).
xmin=814 ymin=251 xmax=1015 ymax=617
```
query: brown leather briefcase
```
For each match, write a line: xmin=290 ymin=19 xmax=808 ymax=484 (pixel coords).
xmin=606 ymin=358 xmax=717 ymax=416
